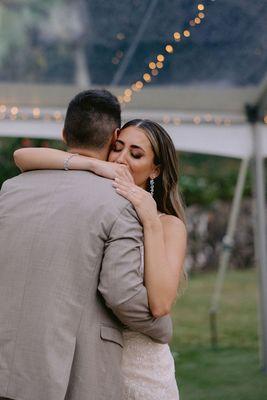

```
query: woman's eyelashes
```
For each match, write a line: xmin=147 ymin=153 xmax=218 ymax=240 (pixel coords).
xmin=131 ymin=153 xmax=142 ymax=159
xmin=112 ymin=143 xmax=143 ymax=159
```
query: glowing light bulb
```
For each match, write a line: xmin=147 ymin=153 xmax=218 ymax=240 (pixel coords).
xmin=151 ymin=69 xmax=159 ymax=76
xmin=54 ymin=111 xmax=62 ymax=121
xmin=157 ymin=54 xmax=165 ymax=62
xmin=198 ymin=12 xmax=205 ymax=19
xmin=165 ymin=44 xmax=173 ymax=53
xmin=183 ymin=30 xmax=191 ymax=37
xmin=116 ymin=32 xmax=125 ymax=40
xmin=193 ymin=116 xmax=201 ymax=124
xmin=197 ymin=4 xmax=204 ymax=11
xmin=0 ymin=104 xmax=7 ymax=113
xmin=163 ymin=115 xmax=171 ymax=124
xmin=135 ymin=81 xmax=144 ymax=89
xmin=33 ymin=107 xmax=41 ymax=118
xmin=143 ymin=73 xmax=151 ymax=82
xmin=204 ymin=114 xmax=212 ymax=122
xmin=124 ymin=89 xmax=132 ymax=96
xmin=173 ymin=32 xmax=181 ymax=41
xmin=195 ymin=17 xmax=201 ymax=24
xmin=11 ymin=106 xmax=19 ymax=115
xmin=149 ymin=62 xmax=156 ymax=70
xmin=156 ymin=61 xmax=163 ymax=69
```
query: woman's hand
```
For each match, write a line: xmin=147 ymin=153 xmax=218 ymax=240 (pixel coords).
xmin=93 ymin=161 xmax=134 ymax=182
xmin=112 ymin=177 xmax=159 ymax=226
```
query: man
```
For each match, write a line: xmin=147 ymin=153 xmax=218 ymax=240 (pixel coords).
xmin=0 ymin=90 xmax=172 ymax=400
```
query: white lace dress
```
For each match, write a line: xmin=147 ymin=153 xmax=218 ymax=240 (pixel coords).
xmin=122 ymin=329 xmax=179 ymax=399
xmin=121 ymin=212 xmax=179 ymax=399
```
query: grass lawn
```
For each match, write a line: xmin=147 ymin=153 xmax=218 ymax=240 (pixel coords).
xmin=170 ymin=269 xmax=267 ymax=400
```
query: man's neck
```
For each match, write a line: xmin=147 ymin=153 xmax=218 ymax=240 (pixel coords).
xmin=68 ymin=147 xmax=108 ymax=161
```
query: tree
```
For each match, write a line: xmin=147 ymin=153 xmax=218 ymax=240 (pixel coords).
xmin=0 ymin=0 xmax=92 ymax=85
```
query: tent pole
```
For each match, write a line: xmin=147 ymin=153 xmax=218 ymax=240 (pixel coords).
xmin=247 ymin=104 xmax=267 ymax=374
xmin=111 ymin=0 xmax=159 ymax=86
xmin=209 ymin=157 xmax=250 ymax=348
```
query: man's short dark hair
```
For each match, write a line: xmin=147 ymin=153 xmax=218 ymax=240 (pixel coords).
xmin=63 ymin=90 xmax=121 ymax=149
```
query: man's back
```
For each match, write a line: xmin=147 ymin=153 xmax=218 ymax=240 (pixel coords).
xmin=0 ymin=170 xmax=172 ymax=400
xmin=0 ymin=170 xmax=133 ymax=400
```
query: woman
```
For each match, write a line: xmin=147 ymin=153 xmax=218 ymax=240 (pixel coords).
xmin=14 ymin=119 xmax=187 ymax=399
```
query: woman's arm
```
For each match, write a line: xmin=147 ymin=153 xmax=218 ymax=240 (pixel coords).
xmin=143 ymin=215 xmax=187 ymax=317
xmin=113 ymin=178 xmax=187 ymax=318
xmin=13 ymin=148 xmax=133 ymax=181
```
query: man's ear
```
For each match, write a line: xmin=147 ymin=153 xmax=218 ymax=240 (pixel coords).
xmin=111 ymin=128 xmax=120 ymax=144
xmin=62 ymin=129 xmax=67 ymax=144
xmin=150 ymin=165 xmax=161 ymax=180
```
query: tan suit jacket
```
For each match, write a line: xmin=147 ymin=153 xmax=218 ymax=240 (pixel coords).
xmin=0 ymin=170 xmax=172 ymax=400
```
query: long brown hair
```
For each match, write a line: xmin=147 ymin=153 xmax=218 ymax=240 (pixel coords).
xmin=122 ymin=119 xmax=186 ymax=224
xmin=121 ymin=119 xmax=188 ymax=295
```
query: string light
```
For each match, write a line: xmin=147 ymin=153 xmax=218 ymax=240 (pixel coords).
xmin=157 ymin=54 xmax=165 ymax=62
xmin=173 ymin=32 xmax=181 ymax=41
xmin=119 ymin=2 xmax=207 ymax=106
xmin=123 ymin=96 xmax=131 ymax=103
xmin=149 ymin=62 xmax=157 ymax=70
xmin=204 ymin=113 xmax=212 ymax=122
xmin=0 ymin=105 xmax=239 ymax=127
xmin=183 ymin=30 xmax=191 ymax=37
xmin=143 ymin=73 xmax=152 ymax=82
xmin=116 ymin=32 xmax=125 ymax=40
xmin=156 ymin=61 xmax=164 ymax=69
xmin=165 ymin=44 xmax=174 ymax=53
xmin=32 ymin=107 xmax=41 ymax=118
xmin=193 ymin=115 xmax=201 ymax=125
xmin=0 ymin=104 xmax=7 ymax=113
xmin=124 ymin=89 xmax=132 ymax=96
xmin=162 ymin=115 xmax=171 ymax=124
xmin=11 ymin=106 xmax=19 ymax=115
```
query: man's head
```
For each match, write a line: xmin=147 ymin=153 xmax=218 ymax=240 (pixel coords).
xmin=63 ymin=90 xmax=121 ymax=151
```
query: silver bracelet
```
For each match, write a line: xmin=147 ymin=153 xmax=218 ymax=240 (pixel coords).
xmin=64 ymin=153 xmax=79 ymax=171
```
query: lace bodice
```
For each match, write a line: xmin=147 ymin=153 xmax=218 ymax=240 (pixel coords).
xmin=122 ymin=330 xmax=179 ymax=399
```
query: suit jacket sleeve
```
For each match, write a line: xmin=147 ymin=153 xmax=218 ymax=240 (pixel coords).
xmin=98 ymin=204 xmax=173 ymax=344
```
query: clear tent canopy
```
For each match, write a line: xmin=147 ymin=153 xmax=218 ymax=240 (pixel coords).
xmin=0 ymin=0 xmax=267 ymax=371
xmin=0 ymin=0 xmax=267 ymax=155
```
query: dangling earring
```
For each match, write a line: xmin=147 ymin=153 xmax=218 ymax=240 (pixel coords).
xmin=150 ymin=178 xmax=155 ymax=197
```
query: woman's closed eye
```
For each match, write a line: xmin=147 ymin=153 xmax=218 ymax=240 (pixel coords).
xmin=131 ymin=153 xmax=142 ymax=159
xmin=112 ymin=142 xmax=143 ymax=159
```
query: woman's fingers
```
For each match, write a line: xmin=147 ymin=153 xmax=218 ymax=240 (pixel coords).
xmin=113 ymin=179 xmax=139 ymax=194
xmin=115 ymin=187 xmax=136 ymax=202
xmin=115 ymin=167 xmax=134 ymax=183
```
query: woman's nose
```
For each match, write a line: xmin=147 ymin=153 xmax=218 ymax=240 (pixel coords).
xmin=116 ymin=152 xmax=128 ymax=165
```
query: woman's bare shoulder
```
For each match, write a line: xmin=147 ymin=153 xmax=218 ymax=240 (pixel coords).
xmin=160 ymin=214 xmax=187 ymax=236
